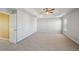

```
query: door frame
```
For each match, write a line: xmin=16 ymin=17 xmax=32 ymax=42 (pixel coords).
xmin=0 ymin=11 xmax=17 ymax=44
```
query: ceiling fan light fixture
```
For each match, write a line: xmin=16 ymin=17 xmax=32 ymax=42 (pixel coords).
xmin=41 ymin=8 xmax=55 ymax=15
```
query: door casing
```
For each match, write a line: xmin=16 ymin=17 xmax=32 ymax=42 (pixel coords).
xmin=0 ymin=11 xmax=17 ymax=44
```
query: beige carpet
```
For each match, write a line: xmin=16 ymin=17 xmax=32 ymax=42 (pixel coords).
xmin=0 ymin=32 xmax=79 ymax=51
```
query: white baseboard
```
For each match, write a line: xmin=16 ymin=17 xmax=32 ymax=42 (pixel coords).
xmin=0 ymin=37 xmax=8 ymax=40
xmin=63 ymin=32 xmax=79 ymax=44
xmin=17 ymin=32 xmax=36 ymax=43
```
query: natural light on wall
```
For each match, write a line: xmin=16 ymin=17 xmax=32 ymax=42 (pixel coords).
xmin=63 ymin=17 xmax=67 ymax=32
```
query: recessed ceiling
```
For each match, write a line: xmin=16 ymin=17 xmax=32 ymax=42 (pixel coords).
xmin=24 ymin=8 xmax=75 ymax=18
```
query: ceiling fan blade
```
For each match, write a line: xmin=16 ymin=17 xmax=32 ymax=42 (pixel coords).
xmin=50 ymin=12 xmax=53 ymax=13
xmin=48 ymin=8 xmax=55 ymax=11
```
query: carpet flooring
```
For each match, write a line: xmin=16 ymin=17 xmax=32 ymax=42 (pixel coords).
xmin=0 ymin=32 xmax=79 ymax=51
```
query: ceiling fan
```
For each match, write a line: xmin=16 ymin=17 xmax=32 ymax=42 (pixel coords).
xmin=41 ymin=8 xmax=55 ymax=15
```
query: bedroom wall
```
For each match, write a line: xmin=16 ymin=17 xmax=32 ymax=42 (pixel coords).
xmin=16 ymin=9 xmax=37 ymax=42
xmin=37 ymin=18 xmax=61 ymax=33
xmin=63 ymin=9 xmax=79 ymax=44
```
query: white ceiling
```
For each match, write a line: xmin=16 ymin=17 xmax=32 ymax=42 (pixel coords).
xmin=24 ymin=8 xmax=75 ymax=18
xmin=0 ymin=8 xmax=75 ymax=18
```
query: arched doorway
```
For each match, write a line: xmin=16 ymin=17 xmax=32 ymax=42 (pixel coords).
xmin=0 ymin=13 xmax=9 ymax=40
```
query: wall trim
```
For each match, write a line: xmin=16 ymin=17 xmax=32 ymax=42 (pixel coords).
xmin=63 ymin=32 xmax=79 ymax=44
xmin=0 ymin=11 xmax=10 ymax=15
xmin=16 ymin=32 xmax=36 ymax=43
xmin=0 ymin=37 xmax=8 ymax=40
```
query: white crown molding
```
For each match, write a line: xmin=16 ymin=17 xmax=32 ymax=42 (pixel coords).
xmin=0 ymin=8 xmax=17 ymax=14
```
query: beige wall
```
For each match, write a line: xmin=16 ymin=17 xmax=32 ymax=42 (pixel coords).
xmin=0 ymin=13 xmax=9 ymax=40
